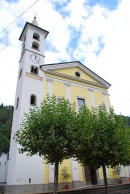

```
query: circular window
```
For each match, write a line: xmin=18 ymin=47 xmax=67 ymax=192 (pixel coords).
xmin=75 ymin=71 xmax=80 ymax=77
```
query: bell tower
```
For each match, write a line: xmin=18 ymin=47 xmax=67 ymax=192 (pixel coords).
xmin=7 ymin=17 xmax=49 ymax=186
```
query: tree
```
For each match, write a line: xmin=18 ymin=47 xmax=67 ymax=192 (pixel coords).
xmin=75 ymin=105 xmax=130 ymax=194
xmin=116 ymin=115 xmax=130 ymax=127
xmin=0 ymin=104 xmax=13 ymax=154
xmin=16 ymin=96 xmax=77 ymax=194
xmin=0 ymin=129 xmax=10 ymax=156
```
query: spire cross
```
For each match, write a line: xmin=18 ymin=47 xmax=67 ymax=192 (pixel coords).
xmin=34 ymin=13 xmax=37 ymax=19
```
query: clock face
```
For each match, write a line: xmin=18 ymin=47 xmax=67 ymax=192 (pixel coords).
xmin=30 ymin=54 xmax=40 ymax=64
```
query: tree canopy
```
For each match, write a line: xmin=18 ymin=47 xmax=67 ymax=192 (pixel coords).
xmin=75 ymin=105 xmax=130 ymax=194
xmin=76 ymin=105 xmax=130 ymax=168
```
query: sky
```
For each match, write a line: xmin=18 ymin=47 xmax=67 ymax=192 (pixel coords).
xmin=0 ymin=0 xmax=130 ymax=116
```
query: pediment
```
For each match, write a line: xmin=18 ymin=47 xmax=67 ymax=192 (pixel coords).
xmin=41 ymin=61 xmax=111 ymax=89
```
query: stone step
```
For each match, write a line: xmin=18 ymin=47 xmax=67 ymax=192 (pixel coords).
xmin=1 ymin=183 xmax=130 ymax=194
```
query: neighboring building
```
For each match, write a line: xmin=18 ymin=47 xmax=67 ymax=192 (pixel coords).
xmin=0 ymin=17 xmax=129 ymax=193
xmin=0 ymin=154 xmax=8 ymax=184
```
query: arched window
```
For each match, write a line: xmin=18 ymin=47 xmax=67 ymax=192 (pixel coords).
xmin=30 ymin=65 xmax=38 ymax=75
xmin=30 ymin=94 xmax=36 ymax=106
xmin=33 ymin=33 xmax=40 ymax=41
xmin=16 ymin=97 xmax=19 ymax=109
xmin=32 ymin=41 xmax=39 ymax=50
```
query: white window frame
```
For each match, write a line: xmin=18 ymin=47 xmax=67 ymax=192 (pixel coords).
xmin=56 ymin=96 xmax=62 ymax=104
xmin=98 ymin=104 xmax=102 ymax=110
xmin=76 ymin=97 xmax=86 ymax=111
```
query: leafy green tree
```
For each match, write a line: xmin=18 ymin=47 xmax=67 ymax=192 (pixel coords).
xmin=75 ymin=105 xmax=130 ymax=194
xmin=16 ymin=96 xmax=77 ymax=194
xmin=116 ymin=115 xmax=130 ymax=127
xmin=0 ymin=104 xmax=13 ymax=154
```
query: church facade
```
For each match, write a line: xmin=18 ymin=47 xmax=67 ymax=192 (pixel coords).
xmin=0 ymin=17 xmax=129 ymax=193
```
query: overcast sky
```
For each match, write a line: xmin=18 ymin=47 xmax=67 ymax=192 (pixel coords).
xmin=0 ymin=0 xmax=130 ymax=116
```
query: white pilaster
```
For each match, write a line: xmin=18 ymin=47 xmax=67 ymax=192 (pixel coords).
xmin=65 ymin=82 xmax=79 ymax=181
xmin=125 ymin=166 xmax=129 ymax=177
xmin=49 ymin=164 xmax=54 ymax=183
xmin=119 ymin=165 xmax=125 ymax=177
xmin=71 ymin=158 xmax=79 ymax=181
xmin=102 ymin=92 xmax=109 ymax=111
xmin=106 ymin=167 xmax=109 ymax=178
xmin=65 ymin=82 xmax=71 ymax=101
xmin=88 ymin=88 xmax=95 ymax=107
xmin=47 ymin=78 xmax=53 ymax=96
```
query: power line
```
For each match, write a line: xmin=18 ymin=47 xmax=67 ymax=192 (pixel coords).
xmin=0 ymin=0 xmax=39 ymax=35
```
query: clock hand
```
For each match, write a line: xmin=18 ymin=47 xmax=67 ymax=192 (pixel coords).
xmin=36 ymin=56 xmax=40 ymax=62
xmin=35 ymin=56 xmax=38 ymax=62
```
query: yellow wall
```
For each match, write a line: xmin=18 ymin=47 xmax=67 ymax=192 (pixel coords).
xmin=70 ymin=85 xmax=91 ymax=109
xmin=44 ymin=159 xmax=84 ymax=184
xmin=98 ymin=167 xmax=103 ymax=180
xmin=44 ymin=163 xmax=49 ymax=184
xmin=98 ymin=166 xmax=128 ymax=180
xmin=108 ymin=168 xmax=119 ymax=179
xmin=44 ymin=77 xmax=108 ymax=110
xmin=52 ymin=81 xmax=66 ymax=98
xmin=59 ymin=159 xmax=72 ymax=183
xmin=43 ymin=66 xmax=115 ymax=184
xmin=94 ymin=91 xmax=104 ymax=107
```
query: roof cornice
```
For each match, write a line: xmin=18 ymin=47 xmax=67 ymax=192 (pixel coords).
xmin=19 ymin=22 xmax=49 ymax=40
xmin=44 ymin=70 xmax=108 ymax=89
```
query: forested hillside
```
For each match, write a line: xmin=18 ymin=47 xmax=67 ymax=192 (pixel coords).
xmin=0 ymin=104 xmax=13 ymax=154
xmin=125 ymin=116 xmax=130 ymax=126
xmin=120 ymin=115 xmax=130 ymax=127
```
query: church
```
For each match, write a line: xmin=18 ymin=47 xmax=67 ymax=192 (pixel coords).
xmin=0 ymin=17 xmax=129 ymax=193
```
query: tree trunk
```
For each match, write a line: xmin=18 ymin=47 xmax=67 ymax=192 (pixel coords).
xmin=102 ymin=164 xmax=109 ymax=194
xmin=54 ymin=160 xmax=59 ymax=194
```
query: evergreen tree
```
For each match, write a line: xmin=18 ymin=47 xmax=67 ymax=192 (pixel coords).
xmin=0 ymin=104 xmax=13 ymax=154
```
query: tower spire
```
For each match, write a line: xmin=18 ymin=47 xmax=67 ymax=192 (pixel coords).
xmin=32 ymin=15 xmax=39 ymax=26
